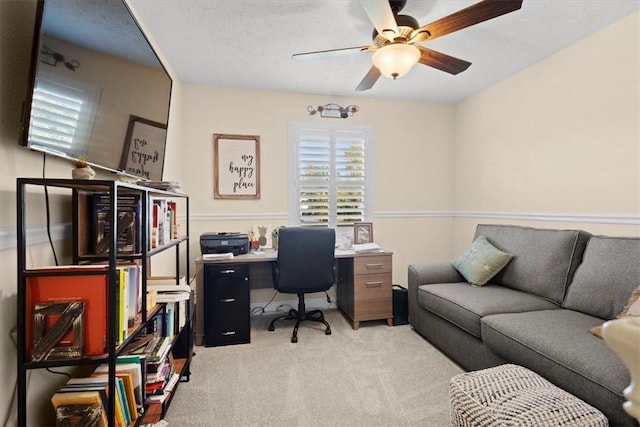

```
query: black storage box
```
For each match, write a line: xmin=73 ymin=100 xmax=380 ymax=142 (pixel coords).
xmin=392 ymin=284 xmax=409 ymax=325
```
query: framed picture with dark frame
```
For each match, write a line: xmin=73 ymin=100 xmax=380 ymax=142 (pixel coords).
xmin=354 ymin=222 xmax=373 ymax=244
xmin=213 ymin=133 xmax=261 ymax=199
xmin=119 ymin=115 xmax=167 ymax=180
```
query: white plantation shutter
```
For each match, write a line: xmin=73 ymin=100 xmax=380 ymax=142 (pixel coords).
xmin=28 ymin=74 xmax=99 ymax=158
xmin=290 ymin=123 xmax=372 ymax=228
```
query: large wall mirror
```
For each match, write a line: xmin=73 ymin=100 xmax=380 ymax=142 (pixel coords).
xmin=21 ymin=0 xmax=172 ymax=181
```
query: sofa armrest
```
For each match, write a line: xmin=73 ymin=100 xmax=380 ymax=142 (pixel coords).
xmin=408 ymin=262 xmax=464 ymax=288
xmin=408 ymin=262 xmax=464 ymax=326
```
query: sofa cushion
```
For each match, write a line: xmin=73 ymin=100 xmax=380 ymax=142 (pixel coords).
xmin=474 ymin=224 xmax=591 ymax=304
xmin=417 ymin=283 xmax=559 ymax=338
xmin=563 ymin=235 xmax=640 ymax=320
xmin=451 ymin=236 xmax=513 ymax=286
xmin=481 ymin=309 xmax=631 ymax=426
xmin=591 ymin=286 xmax=640 ymax=338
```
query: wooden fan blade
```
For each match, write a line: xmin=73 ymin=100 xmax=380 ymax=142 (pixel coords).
xmin=419 ymin=0 xmax=523 ymax=42
xmin=417 ymin=46 xmax=471 ymax=75
xmin=292 ymin=46 xmax=373 ymax=61
xmin=355 ymin=66 xmax=381 ymax=91
xmin=359 ymin=0 xmax=399 ymax=41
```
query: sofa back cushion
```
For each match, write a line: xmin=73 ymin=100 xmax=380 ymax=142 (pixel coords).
xmin=474 ymin=224 xmax=591 ymax=304
xmin=563 ymin=235 xmax=640 ymax=320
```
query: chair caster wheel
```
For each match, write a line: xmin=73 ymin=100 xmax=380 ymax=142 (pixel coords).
xmin=268 ymin=325 xmax=275 ymax=332
xmin=291 ymin=336 xmax=298 ymax=343
xmin=325 ymin=328 xmax=331 ymax=335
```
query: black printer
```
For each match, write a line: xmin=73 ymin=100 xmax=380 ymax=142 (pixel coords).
xmin=200 ymin=232 xmax=249 ymax=256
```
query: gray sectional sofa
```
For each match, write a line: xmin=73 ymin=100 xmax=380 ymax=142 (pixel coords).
xmin=408 ymin=224 xmax=639 ymax=427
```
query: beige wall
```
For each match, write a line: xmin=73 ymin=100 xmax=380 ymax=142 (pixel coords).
xmin=181 ymin=85 xmax=456 ymax=303
xmin=451 ymin=12 xmax=640 ymax=253
xmin=1 ymin=1 xmax=638 ymax=424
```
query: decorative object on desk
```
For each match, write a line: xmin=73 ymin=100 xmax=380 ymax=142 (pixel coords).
xmin=272 ymin=226 xmax=285 ymax=250
xmin=40 ymin=45 xmax=80 ymax=71
xmin=253 ymin=224 xmax=273 ymax=248
xmin=354 ymin=222 xmax=373 ymax=244
xmin=119 ymin=115 xmax=167 ymax=181
xmin=71 ymin=157 xmax=95 ymax=180
xmin=32 ymin=301 xmax=84 ymax=362
xmin=307 ymin=103 xmax=359 ymax=119
xmin=248 ymin=229 xmax=259 ymax=251
xmin=213 ymin=134 xmax=260 ymax=199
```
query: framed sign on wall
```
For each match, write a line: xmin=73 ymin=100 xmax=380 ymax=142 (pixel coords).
xmin=213 ymin=134 xmax=260 ymax=199
xmin=119 ymin=115 xmax=167 ymax=180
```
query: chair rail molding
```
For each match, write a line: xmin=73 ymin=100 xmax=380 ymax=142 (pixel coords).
xmin=192 ymin=211 xmax=638 ymax=225
xmin=0 ymin=222 xmax=72 ymax=251
xmin=374 ymin=211 xmax=640 ymax=225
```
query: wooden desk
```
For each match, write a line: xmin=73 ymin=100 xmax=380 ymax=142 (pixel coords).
xmin=194 ymin=249 xmax=393 ymax=346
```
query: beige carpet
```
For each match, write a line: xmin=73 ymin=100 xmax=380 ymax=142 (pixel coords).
xmin=164 ymin=309 xmax=463 ymax=426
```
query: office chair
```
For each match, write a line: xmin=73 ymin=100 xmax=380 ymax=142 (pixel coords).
xmin=269 ymin=227 xmax=336 ymax=343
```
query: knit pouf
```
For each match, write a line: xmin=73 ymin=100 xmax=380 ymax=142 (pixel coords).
xmin=449 ymin=364 xmax=608 ymax=427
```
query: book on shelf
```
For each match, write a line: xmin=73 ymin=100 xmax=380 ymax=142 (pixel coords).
xmin=57 ymin=374 xmax=127 ymax=427
xmin=50 ymin=390 xmax=108 ymax=427
xmin=116 ymin=355 xmax=147 ymax=407
xmin=25 ymin=266 xmax=108 ymax=359
xmin=150 ymin=197 xmax=180 ymax=249
xmin=147 ymin=336 xmax=171 ymax=373
xmin=146 ymin=275 xmax=189 ymax=292
xmin=94 ymin=363 xmax=141 ymax=421
xmin=93 ymin=193 xmax=142 ymax=255
xmin=127 ymin=264 xmax=142 ymax=328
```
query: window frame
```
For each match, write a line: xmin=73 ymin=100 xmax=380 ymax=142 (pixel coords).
xmin=288 ymin=121 xmax=373 ymax=229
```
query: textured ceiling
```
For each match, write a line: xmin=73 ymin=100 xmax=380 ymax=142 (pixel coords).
xmin=70 ymin=1 xmax=640 ymax=104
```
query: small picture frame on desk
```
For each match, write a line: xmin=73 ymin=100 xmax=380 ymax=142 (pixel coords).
xmin=354 ymin=222 xmax=373 ymax=244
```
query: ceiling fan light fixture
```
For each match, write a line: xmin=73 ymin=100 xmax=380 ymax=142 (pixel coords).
xmin=372 ymin=43 xmax=420 ymax=80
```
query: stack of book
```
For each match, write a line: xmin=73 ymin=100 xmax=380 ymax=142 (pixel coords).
xmin=50 ymin=355 xmax=144 ymax=427
xmin=146 ymin=276 xmax=191 ymax=340
xmin=121 ymin=334 xmax=178 ymax=409
xmin=150 ymin=199 xmax=179 ymax=249
xmin=136 ymin=180 xmax=182 ymax=193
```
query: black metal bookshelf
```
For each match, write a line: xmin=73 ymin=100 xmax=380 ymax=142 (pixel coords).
xmin=16 ymin=178 xmax=191 ymax=427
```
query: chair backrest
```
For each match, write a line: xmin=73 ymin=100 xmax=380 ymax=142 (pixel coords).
xmin=274 ymin=227 xmax=336 ymax=294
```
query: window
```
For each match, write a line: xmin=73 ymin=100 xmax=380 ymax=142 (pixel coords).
xmin=289 ymin=123 xmax=372 ymax=228
xmin=28 ymin=72 xmax=100 ymax=158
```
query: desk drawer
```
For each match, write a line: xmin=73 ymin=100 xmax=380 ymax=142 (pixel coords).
xmin=208 ymin=284 xmax=249 ymax=309
xmin=205 ymin=309 xmax=250 ymax=347
xmin=354 ymin=255 xmax=392 ymax=275
xmin=353 ymin=273 xmax=392 ymax=318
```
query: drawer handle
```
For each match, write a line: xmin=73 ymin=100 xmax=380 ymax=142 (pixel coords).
xmin=365 ymin=281 xmax=383 ymax=288
xmin=366 ymin=263 xmax=383 ymax=270
xmin=220 ymin=298 xmax=235 ymax=303
xmin=220 ymin=269 xmax=236 ymax=274
xmin=221 ymin=331 xmax=236 ymax=336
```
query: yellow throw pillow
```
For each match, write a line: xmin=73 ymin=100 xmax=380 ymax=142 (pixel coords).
xmin=591 ymin=286 xmax=640 ymax=338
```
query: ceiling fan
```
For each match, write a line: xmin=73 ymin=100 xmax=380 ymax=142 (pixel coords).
xmin=292 ymin=0 xmax=523 ymax=91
